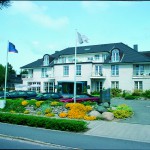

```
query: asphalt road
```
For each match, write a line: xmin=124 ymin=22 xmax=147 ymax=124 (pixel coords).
xmin=0 ymin=123 xmax=150 ymax=149
xmin=0 ymin=136 xmax=62 ymax=149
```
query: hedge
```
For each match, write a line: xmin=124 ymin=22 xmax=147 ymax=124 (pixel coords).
xmin=0 ymin=112 xmax=88 ymax=132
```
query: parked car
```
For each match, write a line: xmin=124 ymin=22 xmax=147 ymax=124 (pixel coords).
xmin=60 ymin=93 xmax=99 ymax=103
xmin=1 ymin=91 xmax=37 ymax=99
xmin=27 ymin=92 xmax=63 ymax=100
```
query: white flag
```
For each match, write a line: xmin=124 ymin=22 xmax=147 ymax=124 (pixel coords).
xmin=77 ymin=32 xmax=88 ymax=44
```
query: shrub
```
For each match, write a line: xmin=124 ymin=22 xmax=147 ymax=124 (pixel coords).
xmin=113 ymin=110 xmax=133 ymax=119
xmin=81 ymin=101 xmax=97 ymax=106
xmin=112 ymin=104 xmax=133 ymax=119
xmin=0 ymin=112 xmax=88 ymax=132
xmin=142 ymin=90 xmax=150 ymax=98
xmin=111 ymin=88 xmax=122 ymax=97
xmin=45 ymin=108 xmax=52 ymax=114
xmin=36 ymin=101 xmax=44 ymax=107
xmin=125 ymin=95 xmax=136 ymax=100
xmin=65 ymin=103 xmax=93 ymax=120
xmin=45 ymin=113 xmax=55 ymax=117
xmin=84 ymin=115 xmax=96 ymax=121
xmin=132 ymin=89 xmax=143 ymax=96
xmin=2 ymin=100 xmax=25 ymax=113
xmin=50 ymin=101 xmax=64 ymax=106
xmin=91 ymin=91 xmax=100 ymax=95
xmin=24 ymin=110 xmax=30 ymax=114
xmin=21 ymin=101 xmax=29 ymax=106
xmin=59 ymin=112 xmax=68 ymax=118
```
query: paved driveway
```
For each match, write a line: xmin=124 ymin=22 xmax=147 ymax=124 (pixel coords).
xmin=111 ymin=98 xmax=150 ymax=125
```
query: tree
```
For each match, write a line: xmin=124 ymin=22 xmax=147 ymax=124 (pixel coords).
xmin=7 ymin=63 xmax=16 ymax=82
xmin=0 ymin=63 xmax=16 ymax=87
xmin=0 ymin=64 xmax=5 ymax=87
xmin=0 ymin=0 xmax=11 ymax=10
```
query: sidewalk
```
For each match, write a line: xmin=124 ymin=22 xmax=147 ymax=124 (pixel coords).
xmin=85 ymin=120 xmax=150 ymax=143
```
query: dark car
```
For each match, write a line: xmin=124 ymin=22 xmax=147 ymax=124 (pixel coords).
xmin=27 ymin=92 xmax=63 ymax=100
xmin=60 ymin=93 xmax=99 ymax=103
xmin=2 ymin=91 xmax=37 ymax=99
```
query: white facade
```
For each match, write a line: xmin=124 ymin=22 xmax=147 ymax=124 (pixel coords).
xmin=21 ymin=47 xmax=150 ymax=94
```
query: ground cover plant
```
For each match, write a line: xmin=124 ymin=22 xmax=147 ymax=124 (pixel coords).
xmin=0 ymin=99 xmax=134 ymax=131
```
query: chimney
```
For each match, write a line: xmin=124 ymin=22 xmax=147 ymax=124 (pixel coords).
xmin=133 ymin=44 xmax=138 ymax=51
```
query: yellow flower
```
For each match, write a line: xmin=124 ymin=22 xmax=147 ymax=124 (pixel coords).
xmin=59 ymin=112 xmax=68 ymax=118
xmin=24 ymin=110 xmax=30 ymax=114
xmin=21 ymin=101 xmax=28 ymax=106
xmin=51 ymin=101 xmax=59 ymax=106
xmin=45 ymin=113 xmax=55 ymax=117
xmin=36 ymin=101 xmax=44 ymax=107
xmin=84 ymin=115 xmax=96 ymax=121
xmin=45 ymin=108 xmax=52 ymax=114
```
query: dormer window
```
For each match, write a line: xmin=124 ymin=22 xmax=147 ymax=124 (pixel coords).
xmin=43 ymin=55 xmax=49 ymax=66
xmin=111 ymin=49 xmax=120 ymax=62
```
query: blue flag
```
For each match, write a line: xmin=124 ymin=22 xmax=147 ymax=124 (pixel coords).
xmin=8 ymin=42 xmax=18 ymax=53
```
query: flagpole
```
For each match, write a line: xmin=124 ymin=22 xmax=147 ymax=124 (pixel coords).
xmin=74 ymin=30 xmax=77 ymax=103
xmin=4 ymin=41 xmax=9 ymax=101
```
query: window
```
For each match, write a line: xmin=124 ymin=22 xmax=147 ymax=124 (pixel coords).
xmin=95 ymin=55 xmax=100 ymax=60
xmin=41 ymin=68 xmax=47 ymax=78
xmin=95 ymin=65 xmax=103 ymax=76
xmin=59 ymin=57 xmax=66 ymax=63
xmin=102 ymin=54 xmax=107 ymax=62
xmin=44 ymin=82 xmax=54 ymax=92
xmin=76 ymin=65 xmax=81 ymax=75
xmin=28 ymin=82 xmax=41 ymax=92
xmin=96 ymin=82 xmax=103 ymax=91
xmin=111 ymin=81 xmax=119 ymax=89
xmin=135 ymin=65 xmax=144 ymax=75
xmin=134 ymin=81 xmax=143 ymax=90
xmin=28 ymin=69 xmax=33 ymax=78
xmin=111 ymin=49 xmax=120 ymax=62
xmin=111 ymin=65 xmax=119 ymax=76
xmin=43 ymin=55 xmax=49 ymax=66
xmin=87 ymin=57 xmax=93 ymax=61
xmin=63 ymin=66 xmax=69 ymax=76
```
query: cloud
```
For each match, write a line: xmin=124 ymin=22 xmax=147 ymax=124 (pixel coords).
xmin=81 ymin=1 xmax=111 ymax=13
xmin=81 ymin=1 xmax=134 ymax=13
xmin=10 ymin=1 xmax=69 ymax=30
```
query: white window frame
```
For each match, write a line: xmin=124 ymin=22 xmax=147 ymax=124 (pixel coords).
xmin=134 ymin=81 xmax=143 ymax=90
xmin=76 ymin=65 xmax=81 ymax=76
xmin=111 ymin=49 xmax=120 ymax=62
xmin=94 ymin=55 xmax=100 ymax=61
xmin=41 ymin=68 xmax=48 ymax=78
xmin=43 ymin=55 xmax=49 ymax=66
xmin=111 ymin=65 xmax=119 ymax=76
xmin=111 ymin=81 xmax=119 ymax=89
xmin=135 ymin=65 xmax=144 ymax=75
xmin=63 ymin=66 xmax=69 ymax=76
xmin=95 ymin=65 xmax=102 ymax=76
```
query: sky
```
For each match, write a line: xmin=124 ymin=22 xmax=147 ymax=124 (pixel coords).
xmin=0 ymin=1 xmax=150 ymax=74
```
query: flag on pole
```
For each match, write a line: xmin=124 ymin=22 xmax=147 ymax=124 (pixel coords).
xmin=77 ymin=32 xmax=88 ymax=44
xmin=8 ymin=42 xmax=18 ymax=53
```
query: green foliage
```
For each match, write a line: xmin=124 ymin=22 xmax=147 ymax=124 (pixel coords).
xmin=125 ymin=95 xmax=136 ymax=100
xmin=2 ymin=99 xmax=25 ymax=113
xmin=81 ymin=101 xmax=97 ymax=106
xmin=0 ymin=112 xmax=88 ymax=132
xmin=112 ymin=104 xmax=133 ymax=119
xmin=113 ymin=110 xmax=133 ymax=119
xmin=142 ymin=90 xmax=150 ymax=98
xmin=91 ymin=91 xmax=100 ymax=95
xmin=40 ymin=104 xmax=51 ymax=115
xmin=0 ymin=64 xmax=5 ymax=86
xmin=132 ymin=89 xmax=142 ymax=96
xmin=111 ymin=88 xmax=122 ymax=97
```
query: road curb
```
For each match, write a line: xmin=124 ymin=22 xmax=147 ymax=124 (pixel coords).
xmin=0 ymin=133 xmax=78 ymax=149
